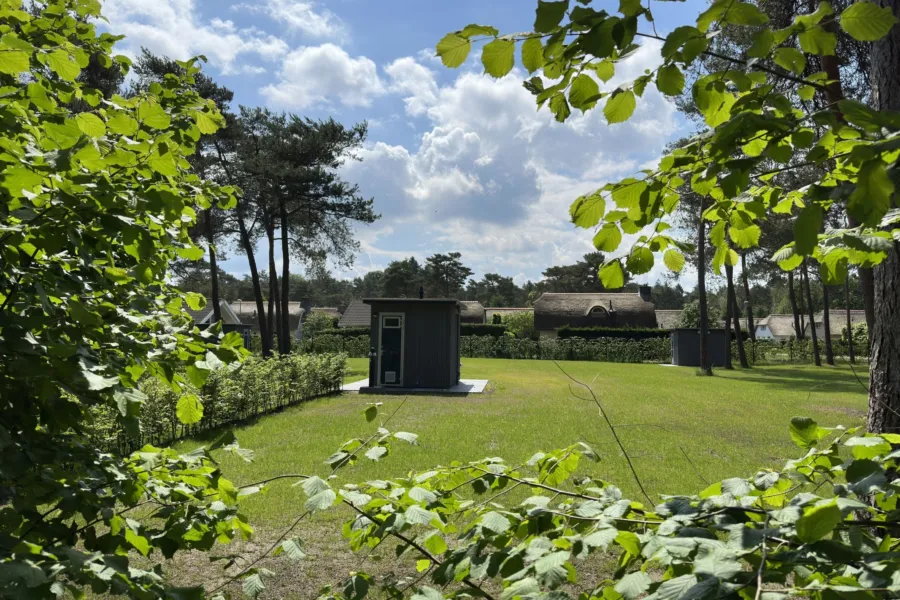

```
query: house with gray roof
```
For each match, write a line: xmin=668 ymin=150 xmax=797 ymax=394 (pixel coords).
xmin=533 ymin=287 xmax=657 ymax=338
xmin=755 ymin=314 xmax=799 ymax=341
xmin=654 ymin=309 xmax=683 ymax=329
xmin=460 ymin=300 xmax=486 ymax=324
xmin=338 ymin=299 xmax=372 ymax=328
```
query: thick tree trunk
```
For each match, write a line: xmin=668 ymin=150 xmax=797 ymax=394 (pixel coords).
xmin=866 ymin=1 xmax=900 ymax=433
xmin=279 ymin=198 xmax=291 ymax=355
xmin=788 ymin=271 xmax=803 ymax=340
xmin=741 ymin=252 xmax=755 ymax=342
xmin=802 ymin=260 xmax=821 ymax=367
xmin=697 ymin=201 xmax=712 ymax=375
xmin=236 ymin=200 xmax=271 ymax=358
xmin=813 ymin=7 xmax=876 ymax=341
xmin=822 ymin=282 xmax=835 ymax=366
xmin=266 ymin=223 xmax=279 ymax=354
xmin=727 ymin=263 xmax=748 ymax=368
xmin=845 ymin=277 xmax=856 ymax=364
xmin=723 ymin=271 xmax=734 ymax=371
xmin=204 ymin=208 xmax=221 ymax=324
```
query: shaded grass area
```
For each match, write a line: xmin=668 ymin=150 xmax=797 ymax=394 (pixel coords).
xmin=167 ymin=358 xmax=868 ymax=597
xmin=178 ymin=358 xmax=868 ymax=525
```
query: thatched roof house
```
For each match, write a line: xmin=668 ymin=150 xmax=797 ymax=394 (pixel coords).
xmin=807 ymin=309 xmax=866 ymax=338
xmin=533 ymin=288 xmax=657 ymax=336
xmin=654 ymin=309 xmax=683 ymax=329
xmin=338 ymin=299 xmax=371 ymax=328
xmin=755 ymin=314 xmax=798 ymax=341
xmin=460 ymin=300 xmax=485 ymax=324
xmin=229 ymin=299 xmax=342 ymax=331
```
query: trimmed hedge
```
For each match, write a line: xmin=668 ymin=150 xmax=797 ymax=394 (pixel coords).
xmin=461 ymin=336 xmax=671 ymax=363
xmin=738 ymin=338 xmax=869 ymax=364
xmin=301 ymin=334 xmax=370 ymax=357
xmin=326 ymin=326 xmax=370 ymax=338
xmin=92 ymin=353 xmax=347 ymax=452
xmin=461 ymin=323 xmax=508 ymax=337
xmin=557 ymin=326 xmax=670 ymax=340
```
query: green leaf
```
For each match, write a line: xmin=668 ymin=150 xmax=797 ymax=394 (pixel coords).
xmin=305 ymin=489 xmax=336 ymax=512
xmin=798 ymin=27 xmax=837 ymax=56
xmin=522 ymin=37 xmax=544 ymax=73
xmin=501 ymin=578 xmax=540 ymax=600
xmin=626 ymin=247 xmax=654 ymax=275
xmin=482 ymin=39 xmax=515 ymax=78
xmin=460 ymin=24 xmax=499 ymax=38
xmin=654 ymin=575 xmax=699 ymax=600
xmin=75 ymin=113 xmax=105 ymax=138
xmin=571 ymin=193 xmax=605 ymax=228
xmin=615 ymin=530 xmax=640 ymax=556
xmin=363 ymin=404 xmax=378 ymax=422
xmin=593 ymin=224 xmax=622 ymax=253
xmin=789 ymin=416 xmax=827 ymax=449
xmin=549 ymin=93 xmax=572 ymax=122
xmin=840 ymin=1 xmax=899 ymax=42
xmin=193 ymin=111 xmax=219 ymax=135
xmin=124 ymin=528 xmax=150 ymax=556
xmin=796 ymin=500 xmax=841 ymax=543
xmin=656 ymin=64 xmax=684 ymax=96
xmin=137 ymin=101 xmax=172 ymax=130
xmin=0 ymin=49 xmax=29 ymax=74
xmin=394 ymin=431 xmax=418 ymax=444
xmin=176 ymin=394 xmax=204 ymax=425
xmin=664 ymin=248 xmax=685 ymax=272
xmin=794 ymin=204 xmax=824 ymax=255
xmin=2 ymin=167 xmax=43 ymax=197
xmin=47 ymin=49 xmax=81 ymax=80
xmin=107 ymin=112 xmax=139 ymax=135
xmin=364 ymin=445 xmax=387 ymax=461
xmin=481 ymin=511 xmax=511 ymax=533
xmin=416 ymin=559 xmax=432 ymax=573
xmin=604 ymin=89 xmax=636 ymax=124
xmin=773 ymin=47 xmax=806 ymax=75
xmin=534 ymin=0 xmax=569 ymax=32
xmin=592 ymin=60 xmax=615 ymax=82
xmin=730 ymin=225 xmax=761 ymax=249
xmin=569 ymin=73 xmax=600 ymax=111
xmin=243 ymin=574 xmax=265 ymax=599
xmin=747 ymin=29 xmax=774 ymax=58
xmin=614 ymin=571 xmax=651 ymax=600
xmin=436 ymin=33 xmax=471 ymax=68
xmin=599 ymin=261 xmax=625 ymax=289
xmin=724 ymin=2 xmax=769 ymax=26
xmin=849 ymin=160 xmax=894 ymax=227
xmin=279 ymin=539 xmax=306 ymax=560
xmin=405 ymin=504 xmax=438 ymax=525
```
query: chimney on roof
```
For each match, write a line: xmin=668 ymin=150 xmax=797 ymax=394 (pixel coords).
xmin=337 ymin=303 xmax=347 ymax=315
xmin=639 ymin=285 xmax=652 ymax=303
xmin=419 ymin=286 xmax=424 ymax=299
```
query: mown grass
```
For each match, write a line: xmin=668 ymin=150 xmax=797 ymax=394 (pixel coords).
xmin=176 ymin=357 xmax=869 ymax=526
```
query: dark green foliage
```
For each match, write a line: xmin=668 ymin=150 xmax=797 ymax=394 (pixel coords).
xmin=461 ymin=336 xmax=672 ymax=363
xmin=557 ymin=326 xmax=671 ymax=340
xmin=300 ymin=335 xmax=370 ymax=357
xmin=328 ymin=327 xmax=371 ymax=338
xmin=461 ymin=323 xmax=508 ymax=337
xmin=92 ymin=353 xmax=346 ymax=452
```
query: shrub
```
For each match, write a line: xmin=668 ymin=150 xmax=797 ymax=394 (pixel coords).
xmin=301 ymin=334 xmax=370 ymax=358
xmin=304 ymin=311 xmax=338 ymax=337
xmin=329 ymin=327 xmax=371 ymax=338
xmin=557 ymin=326 xmax=669 ymax=340
xmin=93 ymin=353 xmax=347 ymax=452
xmin=461 ymin=323 xmax=508 ymax=337
xmin=502 ymin=310 xmax=536 ymax=339
xmin=460 ymin=336 xmax=670 ymax=363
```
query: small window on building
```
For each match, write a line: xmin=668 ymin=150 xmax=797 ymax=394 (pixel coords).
xmin=589 ymin=306 xmax=608 ymax=317
xmin=383 ymin=316 xmax=402 ymax=328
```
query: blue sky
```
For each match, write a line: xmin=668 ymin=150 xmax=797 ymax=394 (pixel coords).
xmin=103 ymin=0 xmax=709 ymax=286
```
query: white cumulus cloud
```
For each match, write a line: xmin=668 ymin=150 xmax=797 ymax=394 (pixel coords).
xmin=233 ymin=0 xmax=346 ymax=39
xmin=261 ymin=43 xmax=385 ymax=109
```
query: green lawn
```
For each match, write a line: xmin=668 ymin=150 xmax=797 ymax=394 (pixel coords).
xmin=178 ymin=357 xmax=869 ymax=526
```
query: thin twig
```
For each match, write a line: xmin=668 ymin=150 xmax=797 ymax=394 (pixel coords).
xmin=755 ymin=514 xmax=770 ymax=600
xmin=554 ymin=363 xmax=654 ymax=505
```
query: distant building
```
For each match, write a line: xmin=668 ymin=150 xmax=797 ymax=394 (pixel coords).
xmin=755 ymin=314 xmax=799 ymax=342
xmin=654 ymin=309 xmax=683 ymax=329
xmin=459 ymin=300 xmax=486 ymax=324
xmin=229 ymin=299 xmax=342 ymax=331
xmin=533 ymin=287 xmax=657 ymax=338
xmin=807 ymin=310 xmax=867 ymax=339
xmin=184 ymin=298 xmax=251 ymax=348
xmin=338 ymin=299 xmax=372 ymax=328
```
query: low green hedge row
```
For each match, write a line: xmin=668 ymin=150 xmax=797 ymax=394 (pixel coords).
xmin=460 ymin=336 xmax=672 ymax=362
xmin=92 ymin=353 xmax=347 ymax=452
xmin=557 ymin=326 xmax=670 ymax=340
xmin=461 ymin=323 xmax=508 ymax=337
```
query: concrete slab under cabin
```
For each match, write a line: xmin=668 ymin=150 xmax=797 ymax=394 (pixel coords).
xmin=342 ymin=378 xmax=488 ymax=395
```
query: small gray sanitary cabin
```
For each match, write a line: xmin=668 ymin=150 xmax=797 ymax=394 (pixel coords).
xmin=363 ymin=298 xmax=461 ymax=391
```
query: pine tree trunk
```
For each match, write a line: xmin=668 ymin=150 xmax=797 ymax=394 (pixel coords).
xmin=822 ymin=282 xmax=835 ymax=366
xmin=798 ymin=270 xmax=807 ymax=340
xmin=723 ymin=271 xmax=734 ymax=371
xmin=727 ymin=263 xmax=748 ymax=368
xmin=845 ymin=277 xmax=856 ymax=364
xmin=266 ymin=223 xmax=277 ymax=352
xmin=788 ymin=270 xmax=803 ymax=340
xmin=741 ymin=252 xmax=755 ymax=342
xmin=205 ymin=208 xmax=221 ymax=324
xmin=697 ymin=201 xmax=712 ymax=375
xmin=802 ymin=260 xmax=821 ymax=367
xmin=866 ymin=0 xmax=900 ymax=433
xmin=279 ymin=198 xmax=291 ymax=355
xmin=236 ymin=199 xmax=270 ymax=358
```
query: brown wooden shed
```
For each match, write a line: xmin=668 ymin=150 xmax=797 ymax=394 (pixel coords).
xmin=363 ymin=298 xmax=461 ymax=391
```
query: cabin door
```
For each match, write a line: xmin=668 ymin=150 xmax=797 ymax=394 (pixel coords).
xmin=378 ymin=313 xmax=404 ymax=386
